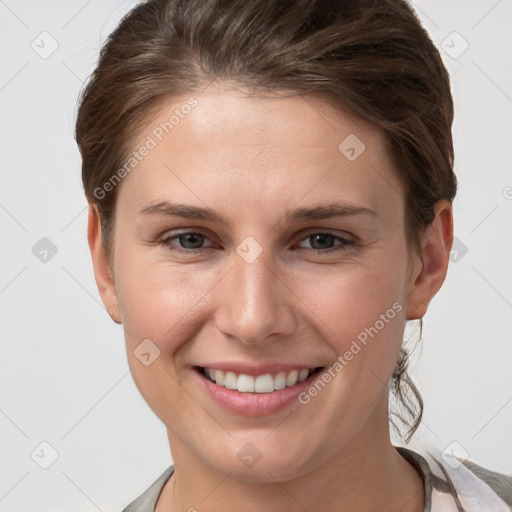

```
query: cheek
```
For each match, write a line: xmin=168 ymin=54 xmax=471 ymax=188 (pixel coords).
xmin=115 ymin=259 xmax=215 ymax=425
xmin=305 ymin=252 xmax=408 ymax=384
xmin=115 ymin=253 xmax=219 ymax=351
xmin=116 ymin=243 xmax=408 ymax=339
xmin=115 ymin=227 xmax=409 ymax=370
xmin=310 ymin=258 xmax=407 ymax=335
xmin=113 ymin=238 xmax=409 ymax=453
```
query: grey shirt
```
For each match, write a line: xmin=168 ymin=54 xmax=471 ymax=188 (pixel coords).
xmin=121 ymin=447 xmax=512 ymax=511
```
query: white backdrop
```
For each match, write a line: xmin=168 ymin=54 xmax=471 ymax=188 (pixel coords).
xmin=0 ymin=1 xmax=511 ymax=510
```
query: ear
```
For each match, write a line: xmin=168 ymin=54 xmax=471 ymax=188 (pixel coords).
xmin=87 ymin=204 xmax=121 ymax=324
xmin=405 ymin=199 xmax=454 ymax=320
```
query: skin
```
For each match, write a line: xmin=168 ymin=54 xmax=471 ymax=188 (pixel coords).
xmin=88 ymin=85 xmax=453 ymax=512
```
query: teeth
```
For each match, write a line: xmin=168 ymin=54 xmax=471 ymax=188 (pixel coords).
xmin=286 ymin=370 xmax=298 ymax=387
xmin=254 ymin=374 xmax=274 ymax=393
xmin=237 ymin=374 xmax=255 ymax=392
xmin=214 ymin=369 xmax=224 ymax=386
xmin=203 ymin=367 xmax=315 ymax=393
xmin=274 ymin=371 xmax=286 ymax=390
xmin=298 ymin=368 xmax=309 ymax=382
xmin=224 ymin=371 xmax=238 ymax=390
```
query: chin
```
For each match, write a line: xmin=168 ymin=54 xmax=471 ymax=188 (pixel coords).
xmin=201 ymin=434 xmax=323 ymax=483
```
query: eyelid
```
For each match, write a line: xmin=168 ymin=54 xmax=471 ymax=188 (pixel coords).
xmin=159 ymin=229 xmax=218 ymax=249
xmin=292 ymin=230 xmax=355 ymax=251
xmin=294 ymin=228 xmax=354 ymax=242
xmin=158 ymin=227 xmax=353 ymax=242
xmin=158 ymin=227 xmax=355 ymax=253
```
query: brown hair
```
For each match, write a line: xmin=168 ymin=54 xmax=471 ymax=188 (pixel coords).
xmin=75 ymin=0 xmax=457 ymax=441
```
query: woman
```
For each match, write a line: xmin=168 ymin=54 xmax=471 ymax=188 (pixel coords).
xmin=74 ymin=0 xmax=512 ymax=510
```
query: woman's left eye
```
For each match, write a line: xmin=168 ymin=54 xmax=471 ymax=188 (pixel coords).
xmin=158 ymin=230 xmax=354 ymax=253
xmin=296 ymin=232 xmax=354 ymax=252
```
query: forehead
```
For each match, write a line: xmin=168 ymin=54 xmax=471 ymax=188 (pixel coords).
xmin=115 ymin=86 xmax=403 ymax=219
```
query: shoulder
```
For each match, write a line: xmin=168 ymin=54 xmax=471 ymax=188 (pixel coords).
xmin=456 ymin=458 xmax=512 ymax=510
xmin=119 ymin=453 xmax=512 ymax=512
xmin=398 ymin=445 xmax=512 ymax=512
xmin=121 ymin=465 xmax=175 ymax=512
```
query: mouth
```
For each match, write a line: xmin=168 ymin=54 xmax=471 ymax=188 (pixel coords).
xmin=195 ymin=366 xmax=325 ymax=393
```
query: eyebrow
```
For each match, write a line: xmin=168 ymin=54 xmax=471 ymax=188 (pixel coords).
xmin=138 ymin=201 xmax=377 ymax=224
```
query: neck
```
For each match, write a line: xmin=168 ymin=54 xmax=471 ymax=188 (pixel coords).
xmin=157 ymin=397 xmax=424 ymax=512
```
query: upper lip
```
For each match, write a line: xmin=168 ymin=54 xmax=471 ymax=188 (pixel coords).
xmin=193 ymin=362 xmax=324 ymax=376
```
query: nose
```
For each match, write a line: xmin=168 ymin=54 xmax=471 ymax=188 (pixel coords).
xmin=213 ymin=247 xmax=297 ymax=346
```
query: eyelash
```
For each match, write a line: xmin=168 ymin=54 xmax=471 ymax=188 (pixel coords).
xmin=157 ymin=230 xmax=355 ymax=254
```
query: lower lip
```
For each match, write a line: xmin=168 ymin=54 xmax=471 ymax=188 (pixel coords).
xmin=193 ymin=367 xmax=323 ymax=416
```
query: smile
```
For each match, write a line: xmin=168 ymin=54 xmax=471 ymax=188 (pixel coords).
xmin=198 ymin=366 xmax=324 ymax=393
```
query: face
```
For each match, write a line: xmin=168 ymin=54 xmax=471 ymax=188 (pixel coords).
xmin=89 ymin=86 xmax=448 ymax=482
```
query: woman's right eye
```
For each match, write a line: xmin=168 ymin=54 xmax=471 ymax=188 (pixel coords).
xmin=158 ymin=231 xmax=215 ymax=252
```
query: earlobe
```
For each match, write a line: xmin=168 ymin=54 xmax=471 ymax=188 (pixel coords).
xmin=87 ymin=204 xmax=122 ymax=324
xmin=405 ymin=200 xmax=453 ymax=320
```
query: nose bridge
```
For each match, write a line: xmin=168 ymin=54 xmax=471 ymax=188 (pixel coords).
xmin=214 ymin=241 xmax=296 ymax=345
